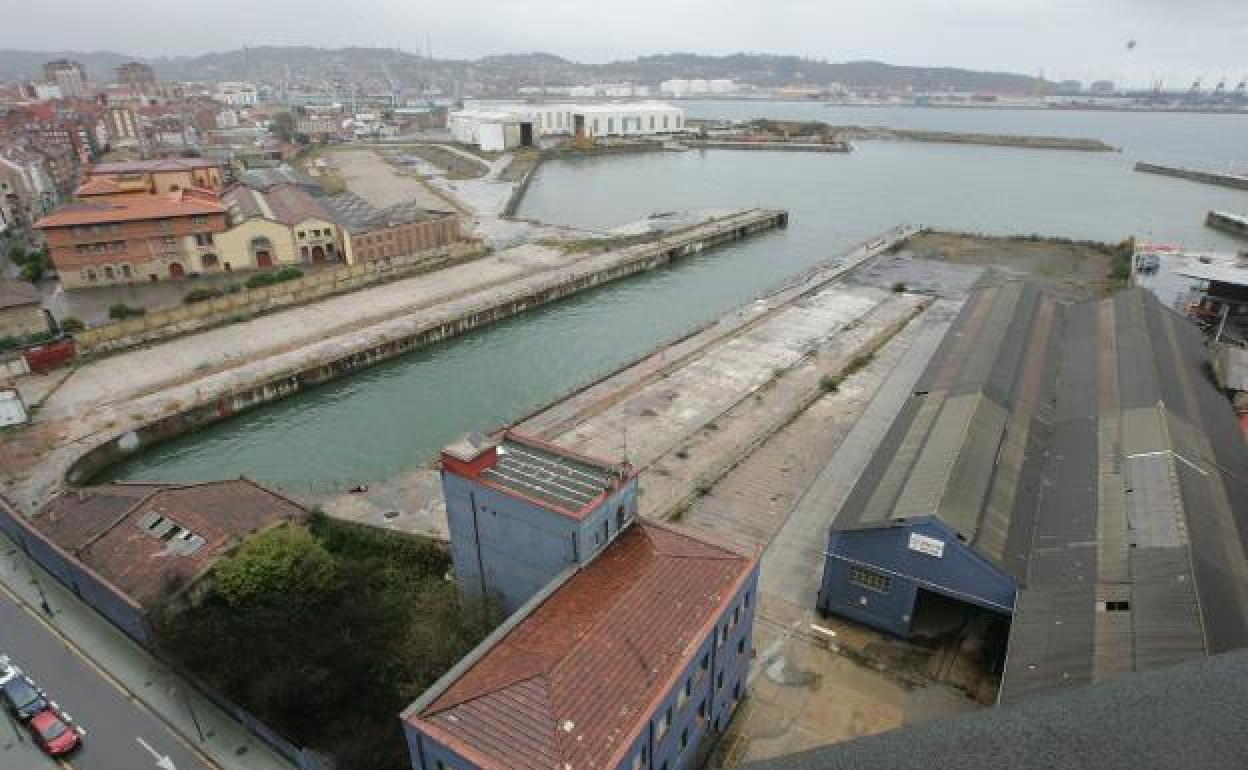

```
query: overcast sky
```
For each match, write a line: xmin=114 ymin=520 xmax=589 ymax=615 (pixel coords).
xmin=4 ymin=0 xmax=1245 ymax=86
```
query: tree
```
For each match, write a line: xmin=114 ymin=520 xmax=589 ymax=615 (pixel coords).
xmin=270 ymin=112 xmax=297 ymax=144
xmin=214 ymin=525 xmax=337 ymax=607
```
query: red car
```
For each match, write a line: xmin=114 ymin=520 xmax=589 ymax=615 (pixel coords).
xmin=28 ymin=709 xmax=80 ymax=756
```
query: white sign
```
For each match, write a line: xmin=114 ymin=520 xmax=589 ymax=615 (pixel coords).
xmin=0 ymin=388 xmax=28 ymax=427
xmin=907 ymin=533 xmax=945 ymax=558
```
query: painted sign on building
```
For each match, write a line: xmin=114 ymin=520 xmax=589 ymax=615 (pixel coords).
xmin=907 ymin=532 xmax=945 ymax=558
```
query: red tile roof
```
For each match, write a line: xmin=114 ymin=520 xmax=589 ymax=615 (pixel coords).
xmin=34 ymin=190 xmax=225 ymax=228
xmin=35 ymin=480 xmax=307 ymax=608
xmin=408 ymin=523 xmax=756 ymax=770
xmin=74 ymin=178 xmax=124 ymax=196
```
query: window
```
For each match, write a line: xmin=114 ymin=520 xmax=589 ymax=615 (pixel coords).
xmin=86 ymin=269 xmax=97 ymax=282
xmin=744 ymin=590 xmax=751 ymax=609
xmin=298 ymin=231 xmax=306 ymax=239
xmin=663 ymin=116 xmax=669 ymax=129
xmin=195 ymin=232 xmax=213 ymax=246
xmin=733 ymin=606 xmax=740 ymax=627
xmin=699 ymin=652 xmax=710 ymax=679
xmin=311 ymin=229 xmax=321 ymax=237
xmin=737 ymin=637 xmax=745 ymax=656
xmin=192 ymin=215 xmax=208 ymax=225
xmin=616 ymin=505 xmax=627 ymax=530
xmin=650 ymin=116 xmax=656 ymax=130
xmin=201 ymin=253 xmax=219 ymax=268
xmin=657 ymin=707 xmax=672 ymax=739
xmin=677 ymin=677 xmax=691 ymax=711
xmin=733 ymin=682 xmax=741 ymax=701
xmin=632 ymin=747 xmax=648 ymax=770
xmin=849 ymin=565 xmax=892 ymax=594
xmin=716 ymin=670 xmax=724 ymax=691
xmin=698 ymin=699 xmax=707 ymax=720
xmin=436 ymin=761 xmax=447 ymax=770
xmin=121 ymin=264 xmax=132 ymax=278
xmin=607 ymin=118 xmax=615 ymax=133
xmin=104 ymin=265 xmax=115 ymax=280
xmin=721 ymin=623 xmax=729 ymax=645
xmin=593 ymin=118 xmax=600 ymax=134
xmin=326 ymin=243 xmax=336 ymax=255
xmin=1101 ymin=600 xmax=1131 ymax=612
xmin=679 ymin=728 xmax=688 ymax=754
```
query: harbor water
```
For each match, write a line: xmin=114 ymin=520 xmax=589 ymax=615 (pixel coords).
xmin=104 ymin=104 xmax=1248 ymax=492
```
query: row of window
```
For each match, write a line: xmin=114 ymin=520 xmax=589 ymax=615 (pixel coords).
xmin=71 ymin=223 xmax=123 ymax=236
xmin=74 ymin=240 xmax=126 ymax=254
xmin=80 ymin=263 xmax=132 ymax=282
xmin=297 ymin=227 xmax=334 ymax=239
xmin=590 ymin=115 xmax=682 ymax=135
xmin=849 ymin=565 xmax=892 ymax=594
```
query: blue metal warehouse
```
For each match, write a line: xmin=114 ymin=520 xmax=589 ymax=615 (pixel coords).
xmin=818 ymin=282 xmax=1248 ymax=703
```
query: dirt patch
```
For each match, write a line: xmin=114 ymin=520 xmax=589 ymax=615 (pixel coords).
xmin=895 ymin=230 xmax=1134 ymax=299
xmin=400 ymin=145 xmax=489 ymax=180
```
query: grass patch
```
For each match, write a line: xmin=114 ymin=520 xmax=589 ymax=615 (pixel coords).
xmin=155 ymin=515 xmax=500 ymax=770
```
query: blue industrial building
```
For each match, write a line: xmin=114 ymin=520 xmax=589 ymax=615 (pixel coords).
xmin=404 ymin=432 xmax=759 ymax=770
xmin=440 ymin=431 xmax=640 ymax=613
xmin=818 ymin=283 xmax=1248 ymax=704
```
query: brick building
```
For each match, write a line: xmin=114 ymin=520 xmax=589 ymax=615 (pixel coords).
xmin=320 ymin=191 xmax=460 ymax=265
xmin=404 ymin=434 xmax=760 ymax=770
xmin=35 ymin=188 xmax=227 ymax=287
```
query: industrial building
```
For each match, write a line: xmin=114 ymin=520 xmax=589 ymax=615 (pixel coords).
xmin=449 ymin=103 xmax=686 ymax=150
xmin=817 ymin=282 xmax=1248 ymax=704
xmin=405 ymin=431 xmax=759 ymax=770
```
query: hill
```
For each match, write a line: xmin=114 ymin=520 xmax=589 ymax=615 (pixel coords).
xmin=0 ymin=47 xmax=1048 ymax=94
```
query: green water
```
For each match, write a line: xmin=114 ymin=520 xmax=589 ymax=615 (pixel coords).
xmin=104 ymin=105 xmax=1248 ymax=493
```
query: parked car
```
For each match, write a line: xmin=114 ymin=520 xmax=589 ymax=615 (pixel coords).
xmin=28 ymin=709 xmax=80 ymax=756
xmin=1 ymin=671 xmax=48 ymax=721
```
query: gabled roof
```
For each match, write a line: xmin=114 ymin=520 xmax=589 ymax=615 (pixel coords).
xmin=34 ymin=480 xmax=307 ymax=609
xmin=34 ymin=191 xmax=225 ymax=228
xmin=224 ymin=184 xmax=335 ymax=228
xmin=406 ymin=522 xmax=756 ymax=770
xmin=74 ymin=178 xmax=124 ymax=196
xmin=830 ymin=282 xmax=1248 ymax=704
xmin=319 ymin=191 xmax=452 ymax=234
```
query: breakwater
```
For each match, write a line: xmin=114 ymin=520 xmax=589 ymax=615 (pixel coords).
xmin=1136 ymin=162 xmax=1248 ymax=191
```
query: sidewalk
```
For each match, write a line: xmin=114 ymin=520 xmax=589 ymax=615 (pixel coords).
xmin=0 ymin=530 xmax=297 ymax=770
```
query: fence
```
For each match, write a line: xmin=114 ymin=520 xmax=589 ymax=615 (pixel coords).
xmin=73 ymin=243 xmax=484 ymax=356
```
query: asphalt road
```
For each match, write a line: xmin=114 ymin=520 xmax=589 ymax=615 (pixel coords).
xmin=0 ymin=582 xmax=216 ymax=770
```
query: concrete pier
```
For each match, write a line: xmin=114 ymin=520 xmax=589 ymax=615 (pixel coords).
xmin=1206 ymin=210 xmax=1248 ymax=239
xmin=1136 ymin=162 xmax=1248 ymax=191
xmin=683 ymin=140 xmax=852 ymax=153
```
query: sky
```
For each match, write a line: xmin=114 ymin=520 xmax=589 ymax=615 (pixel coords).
xmin=2 ymin=0 xmax=1245 ymax=87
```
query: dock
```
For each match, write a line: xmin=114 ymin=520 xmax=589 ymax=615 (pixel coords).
xmin=1206 ymin=210 xmax=1248 ymax=239
xmin=683 ymin=140 xmax=851 ymax=153
xmin=61 ymin=208 xmax=789 ymax=489
xmin=1136 ymin=162 xmax=1248 ymax=191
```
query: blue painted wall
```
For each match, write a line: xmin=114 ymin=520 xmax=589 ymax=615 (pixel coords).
xmin=443 ymin=468 xmax=639 ymax=614
xmin=407 ymin=561 xmax=759 ymax=770
xmin=817 ymin=517 xmax=1016 ymax=638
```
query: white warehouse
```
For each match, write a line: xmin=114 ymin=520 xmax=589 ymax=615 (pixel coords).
xmin=450 ymin=102 xmax=686 ymax=150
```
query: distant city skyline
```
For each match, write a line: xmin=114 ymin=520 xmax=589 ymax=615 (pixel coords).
xmin=2 ymin=0 xmax=1245 ymax=88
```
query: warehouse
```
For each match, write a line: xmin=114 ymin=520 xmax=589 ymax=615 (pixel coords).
xmin=449 ymin=102 xmax=686 ymax=149
xmin=818 ymin=281 xmax=1248 ymax=703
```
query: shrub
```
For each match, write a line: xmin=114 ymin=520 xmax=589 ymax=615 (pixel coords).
xmin=891 ymin=281 xmax=908 ymax=293
xmin=108 ymin=303 xmax=145 ymax=320
xmin=820 ymin=374 xmax=842 ymax=392
xmin=58 ymin=317 xmax=85 ymax=333
xmin=244 ymin=267 xmax=302 ymax=290
xmin=215 ymin=525 xmax=337 ymax=608
xmin=184 ymin=287 xmax=224 ymax=304
xmin=20 ymin=259 xmax=44 ymax=283
xmin=7 ymin=243 xmax=26 ymax=264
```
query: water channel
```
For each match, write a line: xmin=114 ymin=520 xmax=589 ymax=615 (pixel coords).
xmin=103 ymin=104 xmax=1248 ymax=492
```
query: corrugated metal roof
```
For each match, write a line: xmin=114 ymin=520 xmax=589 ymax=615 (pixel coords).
xmin=829 ymin=280 xmax=1248 ymax=704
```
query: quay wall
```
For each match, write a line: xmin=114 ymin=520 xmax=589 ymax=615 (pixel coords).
xmin=684 ymin=140 xmax=851 ymax=152
xmin=1136 ymin=162 xmax=1248 ymax=191
xmin=1205 ymin=210 xmax=1248 ymax=238
xmin=72 ymin=243 xmax=486 ymax=356
xmin=66 ymin=210 xmax=789 ymax=485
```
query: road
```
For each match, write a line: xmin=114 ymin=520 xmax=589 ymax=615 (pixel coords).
xmin=0 ymin=581 xmax=215 ymax=770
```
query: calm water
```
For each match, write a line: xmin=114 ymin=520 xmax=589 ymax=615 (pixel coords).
xmin=105 ymin=104 xmax=1248 ymax=491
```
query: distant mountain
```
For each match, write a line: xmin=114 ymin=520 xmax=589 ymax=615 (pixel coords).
xmin=0 ymin=47 xmax=1048 ymax=94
